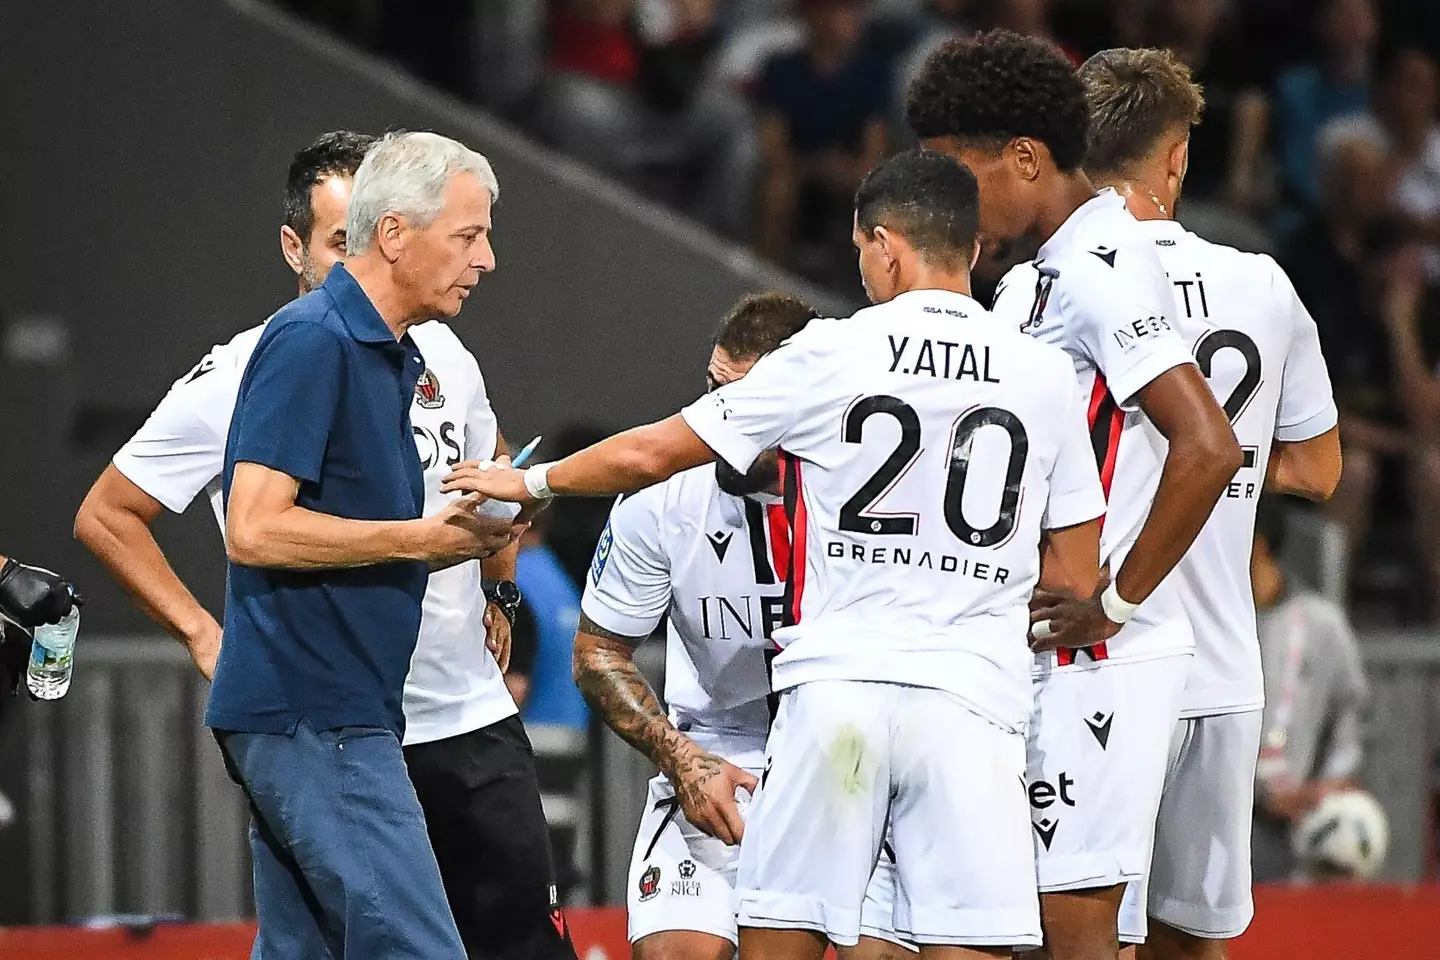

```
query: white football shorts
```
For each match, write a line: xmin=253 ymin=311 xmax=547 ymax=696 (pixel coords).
xmin=1026 ymin=653 xmax=1192 ymax=892
xmin=1119 ymin=709 xmax=1262 ymax=943
xmin=627 ymin=771 xmax=913 ymax=950
xmin=736 ymin=680 xmax=1041 ymax=950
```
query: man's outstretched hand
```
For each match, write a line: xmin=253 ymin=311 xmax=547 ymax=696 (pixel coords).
xmin=442 ymin=460 xmax=534 ymax=505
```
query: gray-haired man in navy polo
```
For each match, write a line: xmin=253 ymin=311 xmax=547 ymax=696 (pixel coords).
xmin=208 ymin=131 xmax=521 ymax=960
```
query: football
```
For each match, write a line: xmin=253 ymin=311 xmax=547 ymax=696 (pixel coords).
xmin=1292 ymin=789 xmax=1390 ymax=878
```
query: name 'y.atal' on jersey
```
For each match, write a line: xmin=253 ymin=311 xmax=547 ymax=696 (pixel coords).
xmin=992 ymin=189 xmax=1197 ymax=667
xmin=1139 ymin=219 xmax=1337 ymax=717
xmin=580 ymin=465 xmax=790 ymax=770
xmin=681 ymin=289 xmax=1105 ymax=732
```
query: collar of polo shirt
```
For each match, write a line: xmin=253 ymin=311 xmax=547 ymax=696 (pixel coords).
xmin=322 ymin=264 xmax=403 ymax=345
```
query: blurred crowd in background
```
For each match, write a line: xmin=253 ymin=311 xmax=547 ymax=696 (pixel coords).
xmin=270 ymin=0 xmax=1440 ymax=624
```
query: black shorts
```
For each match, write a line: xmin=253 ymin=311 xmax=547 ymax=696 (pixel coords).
xmin=404 ymin=716 xmax=576 ymax=960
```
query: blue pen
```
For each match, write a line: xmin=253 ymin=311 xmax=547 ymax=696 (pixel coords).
xmin=510 ymin=435 xmax=543 ymax=468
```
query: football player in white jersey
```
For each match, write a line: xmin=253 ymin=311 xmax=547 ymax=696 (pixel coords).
xmin=575 ymin=292 xmax=912 ymax=960
xmin=907 ymin=30 xmax=1244 ymax=960
xmin=73 ymin=133 xmax=576 ymax=960
xmin=1073 ymin=49 xmax=1340 ymax=960
xmin=444 ymin=148 xmax=1107 ymax=960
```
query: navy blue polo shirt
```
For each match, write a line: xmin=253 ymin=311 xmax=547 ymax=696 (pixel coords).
xmin=206 ymin=264 xmax=428 ymax=738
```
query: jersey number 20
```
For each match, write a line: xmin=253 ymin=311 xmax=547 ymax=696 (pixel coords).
xmin=837 ymin=395 xmax=1029 ymax=547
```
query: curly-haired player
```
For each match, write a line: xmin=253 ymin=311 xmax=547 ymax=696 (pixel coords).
xmin=908 ymin=30 xmax=1243 ymax=960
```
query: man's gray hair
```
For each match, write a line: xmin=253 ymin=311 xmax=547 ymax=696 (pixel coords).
xmin=346 ymin=131 xmax=499 ymax=255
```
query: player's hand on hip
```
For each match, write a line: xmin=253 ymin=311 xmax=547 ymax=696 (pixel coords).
xmin=1029 ymin=586 xmax=1121 ymax=653
xmin=673 ymin=751 xmax=759 ymax=846
xmin=427 ymin=495 xmax=524 ymax=566
xmin=441 ymin=459 xmax=533 ymax=504
xmin=482 ymin=601 xmax=513 ymax=672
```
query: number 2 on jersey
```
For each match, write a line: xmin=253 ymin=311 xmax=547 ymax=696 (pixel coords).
xmin=837 ymin=395 xmax=1029 ymax=547
xmin=1194 ymin=328 xmax=1261 ymax=467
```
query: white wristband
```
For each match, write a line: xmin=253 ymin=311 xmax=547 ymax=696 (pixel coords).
xmin=522 ymin=463 xmax=554 ymax=500
xmin=1099 ymin=582 xmax=1139 ymax=624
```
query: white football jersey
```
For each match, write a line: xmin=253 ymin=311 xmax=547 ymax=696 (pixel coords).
xmin=581 ymin=465 xmax=790 ymax=770
xmin=992 ymin=189 xmax=1198 ymax=667
xmin=112 ymin=314 xmax=512 ymax=745
xmin=681 ymin=289 xmax=1106 ymax=732
xmin=1138 ymin=219 xmax=1337 ymax=717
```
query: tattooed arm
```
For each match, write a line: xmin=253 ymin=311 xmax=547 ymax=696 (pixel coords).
xmin=573 ymin=613 xmax=759 ymax=845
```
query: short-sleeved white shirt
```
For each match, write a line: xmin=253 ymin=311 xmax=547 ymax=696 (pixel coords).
xmin=112 ymin=318 xmax=512 ymax=745
xmin=1137 ymin=219 xmax=1337 ymax=716
xmin=992 ymin=189 xmax=1198 ymax=666
xmin=581 ymin=465 xmax=789 ymax=769
xmin=679 ymin=289 xmax=1105 ymax=732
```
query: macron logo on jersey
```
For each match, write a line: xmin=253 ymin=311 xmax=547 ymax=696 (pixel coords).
xmin=185 ymin=354 xmax=217 ymax=383
xmin=706 ymin=530 xmax=734 ymax=562
xmin=1088 ymin=246 xmax=1118 ymax=268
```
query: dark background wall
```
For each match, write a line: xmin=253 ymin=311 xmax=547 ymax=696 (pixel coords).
xmin=0 ymin=0 xmax=843 ymax=919
xmin=0 ymin=0 xmax=844 ymax=633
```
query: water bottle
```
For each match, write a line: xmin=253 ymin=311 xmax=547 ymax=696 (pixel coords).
xmin=27 ymin=604 xmax=79 ymax=700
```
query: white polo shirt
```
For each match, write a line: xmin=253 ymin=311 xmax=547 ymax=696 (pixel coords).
xmin=112 ymin=316 xmax=515 ymax=745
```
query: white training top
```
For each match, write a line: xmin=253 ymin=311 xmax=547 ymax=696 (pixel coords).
xmin=992 ymin=189 xmax=1198 ymax=668
xmin=1138 ymin=218 xmax=1337 ymax=717
xmin=680 ymin=288 xmax=1106 ymax=732
xmin=111 ymin=317 xmax=514 ymax=745
xmin=581 ymin=465 xmax=790 ymax=770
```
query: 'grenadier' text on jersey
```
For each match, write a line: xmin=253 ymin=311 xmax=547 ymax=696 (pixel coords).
xmin=992 ymin=189 xmax=1198 ymax=668
xmin=581 ymin=465 xmax=790 ymax=770
xmin=681 ymin=289 xmax=1106 ymax=732
xmin=1139 ymin=219 xmax=1337 ymax=716
xmin=111 ymin=318 xmax=512 ymax=745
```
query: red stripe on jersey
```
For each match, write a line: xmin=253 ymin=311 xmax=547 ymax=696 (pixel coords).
xmin=779 ymin=452 xmax=809 ymax=628
xmin=1086 ymin=374 xmax=1125 ymax=507
xmin=1061 ymin=375 xmax=1121 ymax=668
xmin=766 ymin=503 xmax=791 ymax=584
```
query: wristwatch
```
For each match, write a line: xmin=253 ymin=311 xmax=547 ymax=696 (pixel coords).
xmin=482 ymin=579 xmax=522 ymax=627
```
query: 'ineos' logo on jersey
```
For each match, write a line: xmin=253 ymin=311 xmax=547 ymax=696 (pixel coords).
xmin=697 ymin=595 xmax=786 ymax=641
xmin=413 ymin=422 xmax=462 ymax=471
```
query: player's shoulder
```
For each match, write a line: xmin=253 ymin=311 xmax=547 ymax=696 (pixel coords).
xmin=409 ymin=318 xmax=466 ymax=353
xmin=167 ymin=321 xmax=268 ymax=397
xmin=784 ymin=313 xmax=849 ymax=349
xmin=411 ymin=319 xmax=482 ymax=379
xmin=1171 ymin=228 xmax=1283 ymax=280
xmin=196 ymin=321 xmax=268 ymax=371
xmin=610 ymin=464 xmax=717 ymax=534
xmin=993 ymin=261 xmax=1041 ymax=306
xmin=645 ymin=463 xmax=720 ymax=511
